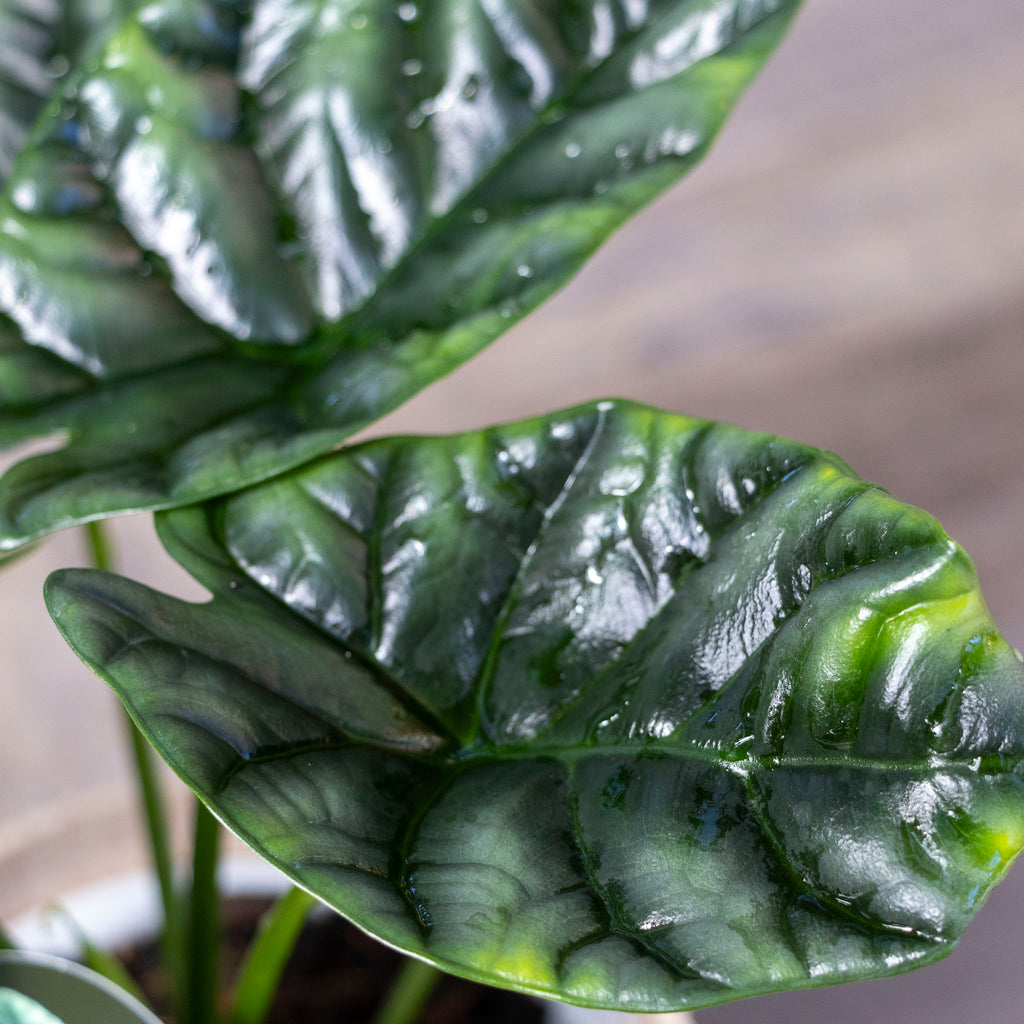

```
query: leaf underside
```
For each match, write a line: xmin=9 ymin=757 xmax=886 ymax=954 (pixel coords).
xmin=46 ymin=399 xmax=1024 ymax=1012
xmin=0 ymin=0 xmax=801 ymax=549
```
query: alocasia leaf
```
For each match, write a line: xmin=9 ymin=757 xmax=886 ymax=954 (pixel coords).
xmin=45 ymin=399 xmax=1024 ymax=1012
xmin=0 ymin=0 xmax=801 ymax=550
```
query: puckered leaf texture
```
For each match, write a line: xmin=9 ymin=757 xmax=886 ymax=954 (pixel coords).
xmin=0 ymin=0 xmax=800 ymax=549
xmin=46 ymin=399 xmax=1024 ymax=1012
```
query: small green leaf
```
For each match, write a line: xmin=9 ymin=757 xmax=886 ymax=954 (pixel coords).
xmin=0 ymin=989 xmax=65 ymax=1024
xmin=46 ymin=399 xmax=1024 ymax=1012
xmin=0 ymin=0 xmax=801 ymax=549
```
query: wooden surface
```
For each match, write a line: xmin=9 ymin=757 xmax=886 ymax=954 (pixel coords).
xmin=2 ymin=0 xmax=1023 ymax=1019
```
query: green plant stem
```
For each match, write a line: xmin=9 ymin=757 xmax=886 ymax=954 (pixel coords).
xmin=125 ymin=721 xmax=180 ymax=946
xmin=84 ymin=521 xmax=183 ymax=1004
xmin=185 ymin=800 xmax=221 ymax=1024
xmin=229 ymin=887 xmax=316 ymax=1024
xmin=84 ymin=520 xmax=114 ymax=572
xmin=371 ymin=957 xmax=442 ymax=1024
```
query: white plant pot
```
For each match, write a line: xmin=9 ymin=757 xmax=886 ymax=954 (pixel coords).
xmin=0 ymin=951 xmax=163 ymax=1024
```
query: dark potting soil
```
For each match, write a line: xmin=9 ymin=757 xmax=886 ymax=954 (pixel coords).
xmin=121 ymin=897 xmax=547 ymax=1023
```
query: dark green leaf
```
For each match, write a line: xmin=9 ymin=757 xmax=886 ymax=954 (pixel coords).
xmin=0 ymin=0 xmax=800 ymax=549
xmin=45 ymin=399 xmax=1024 ymax=1011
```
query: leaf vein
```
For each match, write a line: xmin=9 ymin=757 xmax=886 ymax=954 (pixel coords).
xmin=471 ymin=404 xmax=610 ymax=737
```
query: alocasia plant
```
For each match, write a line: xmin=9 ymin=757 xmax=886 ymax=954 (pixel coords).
xmin=3 ymin=0 xmax=1023 ymax=1021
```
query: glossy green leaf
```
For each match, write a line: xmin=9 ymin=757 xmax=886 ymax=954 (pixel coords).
xmin=45 ymin=399 xmax=1024 ymax=1011
xmin=0 ymin=0 xmax=801 ymax=549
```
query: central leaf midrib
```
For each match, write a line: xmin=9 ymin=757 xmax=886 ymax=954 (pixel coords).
xmin=455 ymin=741 xmax=1017 ymax=775
xmin=469 ymin=404 xmax=611 ymax=739
xmin=216 ymin=732 xmax=1020 ymax=780
xmin=527 ymin=440 xmax=821 ymax=745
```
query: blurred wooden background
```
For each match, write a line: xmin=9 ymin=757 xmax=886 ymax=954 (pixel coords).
xmin=2 ymin=0 xmax=1023 ymax=1020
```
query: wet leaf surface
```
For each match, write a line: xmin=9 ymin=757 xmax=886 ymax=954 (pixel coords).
xmin=0 ymin=0 xmax=800 ymax=549
xmin=46 ymin=399 xmax=1024 ymax=1011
